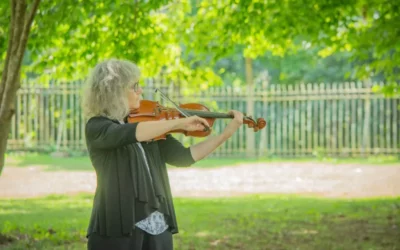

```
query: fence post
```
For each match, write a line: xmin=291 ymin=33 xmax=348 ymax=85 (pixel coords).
xmin=246 ymin=84 xmax=255 ymax=157
xmin=245 ymin=57 xmax=255 ymax=157
xmin=362 ymin=80 xmax=371 ymax=156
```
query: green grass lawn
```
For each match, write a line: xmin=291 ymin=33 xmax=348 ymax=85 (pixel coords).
xmin=5 ymin=153 xmax=400 ymax=171
xmin=0 ymin=194 xmax=399 ymax=250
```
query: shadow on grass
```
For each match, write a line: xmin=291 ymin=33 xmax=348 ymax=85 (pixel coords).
xmin=0 ymin=194 xmax=93 ymax=250
xmin=1 ymin=194 xmax=399 ymax=250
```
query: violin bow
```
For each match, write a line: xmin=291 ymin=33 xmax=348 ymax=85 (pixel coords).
xmin=155 ymin=88 xmax=190 ymax=117
xmin=155 ymin=88 xmax=210 ymax=131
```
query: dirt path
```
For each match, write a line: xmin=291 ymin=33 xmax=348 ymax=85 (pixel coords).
xmin=1 ymin=162 xmax=399 ymax=198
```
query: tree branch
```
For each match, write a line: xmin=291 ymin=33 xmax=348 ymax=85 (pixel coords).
xmin=0 ymin=0 xmax=16 ymax=102
xmin=10 ymin=0 xmax=26 ymax=56
xmin=16 ymin=0 xmax=41 ymax=71
xmin=27 ymin=0 xmax=40 ymax=28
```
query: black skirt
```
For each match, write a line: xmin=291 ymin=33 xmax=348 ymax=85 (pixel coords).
xmin=87 ymin=228 xmax=173 ymax=250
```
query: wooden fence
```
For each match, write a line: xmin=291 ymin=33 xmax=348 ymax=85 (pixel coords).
xmin=6 ymin=79 xmax=400 ymax=158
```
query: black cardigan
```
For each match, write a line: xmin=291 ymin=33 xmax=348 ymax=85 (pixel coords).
xmin=85 ymin=116 xmax=195 ymax=237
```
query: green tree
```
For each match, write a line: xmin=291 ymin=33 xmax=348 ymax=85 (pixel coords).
xmin=214 ymin=47 xmax=361 ymax=86
xmin=182 ymin=0 xmax=399 ymax=92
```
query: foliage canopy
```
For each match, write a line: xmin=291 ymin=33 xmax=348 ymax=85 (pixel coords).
xmin=182 ymin=0 xmax=399 ymax=93
xmin=1 ymin=0 xmax=399 ymax=91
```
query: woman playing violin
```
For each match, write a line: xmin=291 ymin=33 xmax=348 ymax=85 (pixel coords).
xmin=82 ymin=58 xmax=244 ymax=250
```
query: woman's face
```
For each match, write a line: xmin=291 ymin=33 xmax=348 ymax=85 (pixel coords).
xmin=128 ymin=81 xmax=142 ymax=109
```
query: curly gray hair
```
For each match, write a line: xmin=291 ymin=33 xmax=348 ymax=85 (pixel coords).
xmin=82 ymin=58 xmax=141 ymax=120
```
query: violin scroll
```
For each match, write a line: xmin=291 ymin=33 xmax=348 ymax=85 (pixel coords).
xmin=243 ymin=116 xmax=267 ymax=132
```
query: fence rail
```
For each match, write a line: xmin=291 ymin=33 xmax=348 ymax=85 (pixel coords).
xmin=6 ymin=79 xmax=400 ymax=158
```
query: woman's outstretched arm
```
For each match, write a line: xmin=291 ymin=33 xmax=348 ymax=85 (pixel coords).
xmin=189 ymin=110 xmax=244 ymax=161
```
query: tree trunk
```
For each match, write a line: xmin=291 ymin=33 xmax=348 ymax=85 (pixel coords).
xmin=0 ymin=117 xmax=13 ymax=175
xmin=0 ymin=0 xmax=40 ymax=176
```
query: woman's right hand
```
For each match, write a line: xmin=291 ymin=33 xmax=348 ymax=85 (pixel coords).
xmin=177 ymin=116 xmax=210 ymax=132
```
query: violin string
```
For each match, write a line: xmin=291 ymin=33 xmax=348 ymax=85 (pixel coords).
xmin=155 ymin=88 xmax=191 ymax=117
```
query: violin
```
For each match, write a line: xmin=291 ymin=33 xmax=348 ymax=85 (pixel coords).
xmin=128 ymin=99 xmax=266 ymax=141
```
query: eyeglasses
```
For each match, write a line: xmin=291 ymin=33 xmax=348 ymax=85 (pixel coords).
xmin=132 ymin=81 xmax=139 ymax=92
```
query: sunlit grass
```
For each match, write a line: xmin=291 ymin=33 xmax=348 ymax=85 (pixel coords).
xmin=0 ymin=194 xmax=399 ymax=250
xmin=5 ymin=152 xmax=399 ymax=172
